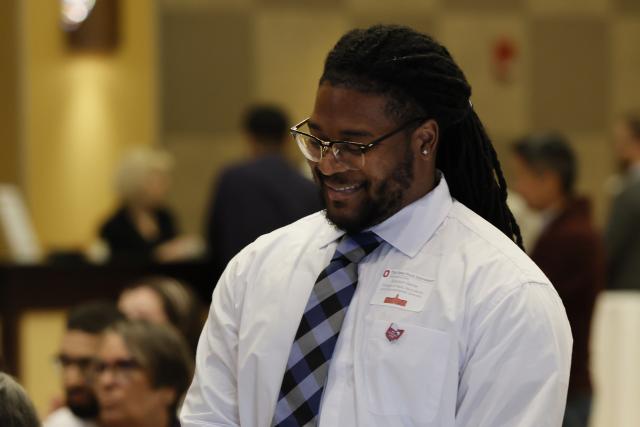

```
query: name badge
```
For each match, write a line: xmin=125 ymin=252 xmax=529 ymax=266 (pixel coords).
xmin=370 ymin=268 xmax=433 ymax=312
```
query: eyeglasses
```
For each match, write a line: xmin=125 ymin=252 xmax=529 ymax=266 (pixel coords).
xmin=89 ymin=358 xmax=142 ymax=384
xmin=54 ymin=354 xmax=94 ymax=375
xmin=291 ymin=117 xmax=425 ymax=170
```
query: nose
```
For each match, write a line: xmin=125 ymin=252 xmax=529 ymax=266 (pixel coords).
xmin=316 ymin=148 xmax=349 ymax=175
xmin=64 ymin=365 xmax=87 ymax=388
xmin=95 ymin=368 xmax=118 ymax=391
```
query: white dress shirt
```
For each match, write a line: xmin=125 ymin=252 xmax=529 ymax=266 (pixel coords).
xmin=181 ymin=176 xmax=572 ymax=427
xmin=43 ymin=407 xmax=97 ymax=427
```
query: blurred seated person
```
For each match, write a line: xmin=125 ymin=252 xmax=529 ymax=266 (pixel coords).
xmin=45 ymin=301 xmax=123 ymax=427
xmin=606 ymin=114 xmax=640 ymax=289
xmin=118 ymin=276 xmax=205 ymax=355
xmin=0 ymin=372 xmax=40 ymax=427
xmin=100 ymin=147 xmax=202 ymax=263
xmin=204 ymin=104 xmax=322 ymax=280
xmin=511 ymin=133 xmax=604 ymax=427
xmin=92 ymin=320 xmax=194 ymax=427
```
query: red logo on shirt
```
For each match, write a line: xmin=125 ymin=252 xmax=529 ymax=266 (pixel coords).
xmin=386 ymin=323 xmax=405 ymax=342
xmin=383 ymin=269 xmax=390 ymax=277
xmin=384 ymin=294 xmax=407 ymax=307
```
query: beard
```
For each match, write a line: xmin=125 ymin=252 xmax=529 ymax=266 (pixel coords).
xmin=66 ymin=386 xmax=100 ymax=419
xmin=318 ymin=145 xmax=414 ymax=233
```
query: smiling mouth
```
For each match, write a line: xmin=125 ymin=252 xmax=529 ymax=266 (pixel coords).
xmin=325 ymin=182 xmax=363 ymax=192
xmin=323 ymin=181 xmax=365 ymax=201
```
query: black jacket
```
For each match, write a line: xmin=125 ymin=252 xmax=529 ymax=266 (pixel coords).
xmin=205 ymin=154 xmax=322 ymax=280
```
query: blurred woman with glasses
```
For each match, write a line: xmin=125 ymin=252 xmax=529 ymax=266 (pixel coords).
xmin=92 ymin=320 xmax=193 ymax=427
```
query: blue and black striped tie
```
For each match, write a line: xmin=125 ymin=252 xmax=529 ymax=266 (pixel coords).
xmin=272 ymin=231 xmax=383 ymax=426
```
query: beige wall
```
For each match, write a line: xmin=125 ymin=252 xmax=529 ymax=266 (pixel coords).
xmin=11 ymin=0 xmax=640 ymax=248
xmin=20 ymin=310 xmax=67 ymax=419
xmin=159 ymin=0 xmax=640 ymax=235
xmin=22 ymin=0 xmax=158 ymax=251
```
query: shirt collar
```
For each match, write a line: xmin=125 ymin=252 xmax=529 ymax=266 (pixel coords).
xmin=629 ymin=163 xmax=640 ymax=182
xmin=317 ymin=173 xmax=453 ymax=258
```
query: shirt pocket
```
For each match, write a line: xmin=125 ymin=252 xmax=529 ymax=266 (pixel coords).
xmin=364 ymin=319 xmax=451 ymax=423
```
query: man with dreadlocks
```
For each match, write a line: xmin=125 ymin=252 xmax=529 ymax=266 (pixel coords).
xmin=181 ymin=25 xmax=571 ymax=427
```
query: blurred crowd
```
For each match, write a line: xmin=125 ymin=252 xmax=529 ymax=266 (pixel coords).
xmin=1 ymin=104 xmax=322 ymax=427
xmin=1 ymin=276 xmax=202 ymax=427
xmin=506 ymin=114 xmax=640 ymax=427
xmin=92 ymin=104 xmax=320 ymax=273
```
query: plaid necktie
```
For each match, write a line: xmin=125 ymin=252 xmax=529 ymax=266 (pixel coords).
xmin=272 ymin=231 xmax=383 ymax=427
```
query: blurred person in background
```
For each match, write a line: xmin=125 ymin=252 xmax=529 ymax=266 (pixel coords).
xmin=92 ymin=320 xmax=194 ymax=427
xmin=511 ymin=133 xmax=604 ymax=427
xmin=100 ymin=147 xmax=202 ymax=263
xmin=118 ymin=276 xmax=205 ymax=355
xmin=204 ymin=104 xmax=322 ymax=280
xmin=0 ymin=372 xmax=40 ymax=427
xmin=45 ymin=301 xmax=123 ymax=427
xmin=606 ymin=114 xmax=640 ymax=290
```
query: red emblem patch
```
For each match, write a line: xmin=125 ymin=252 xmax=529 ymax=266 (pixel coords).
xmin=383 ymin=269 xmax=390 ymax=277
xmin=385 ymin=323 xmax=405 ymax=342
xmin=383 ymin=294 xmax=407 ymax=307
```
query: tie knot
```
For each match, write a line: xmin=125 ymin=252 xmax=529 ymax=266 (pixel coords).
xmin=333 ymin=231 xmax=383 ymax=264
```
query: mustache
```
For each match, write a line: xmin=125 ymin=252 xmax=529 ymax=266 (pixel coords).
xmin=314 ymin=169 xmax=363 ymax=187
xmin=66 ymin=386 xmax=93 ymax=399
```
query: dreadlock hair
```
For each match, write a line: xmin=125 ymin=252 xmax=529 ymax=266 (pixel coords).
xmin=320 ymin=24 xmax=523 ymax=248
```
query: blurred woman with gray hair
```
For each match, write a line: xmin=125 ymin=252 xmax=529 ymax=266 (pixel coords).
xmin=0 ymin=372 xmax=40 ymax=427
xmin=99 ymin=147 xmax=201 ymax=262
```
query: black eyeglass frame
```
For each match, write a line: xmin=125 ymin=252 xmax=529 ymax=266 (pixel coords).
xmin=53 ymin=354 xmax=95 ymax=373
xmin=88 ymin=357 xmax=143 ymax=383
xmin=290 ymin=117 xmax=427 ymax=159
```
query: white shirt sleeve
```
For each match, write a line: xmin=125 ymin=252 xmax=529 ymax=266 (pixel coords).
xmin=455 ymin=282 xmax=572 ymax=427
xmin=180 ymin=260 xmax=244 ymax=427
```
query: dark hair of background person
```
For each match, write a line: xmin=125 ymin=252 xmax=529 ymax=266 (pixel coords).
xmin=123 ymin=276 xmax=205 ymax=354
xmin=512 ymin=133 xmax=577 ymax=195
xmin=67 ymin=300 xmax=125 ymax=333
xmin=320 ymin=24 xmax=523 ymax=248
xmin=0 ymin=372 xmax=40 ymax=427
xmin=108 ymin=320 xmax=194 ymax=417
xmin=242 ymin=104 xmax=289 ymax=146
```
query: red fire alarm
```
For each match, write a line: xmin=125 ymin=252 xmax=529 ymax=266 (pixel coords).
xmin=492 ymin=36 xmax=517 ymax=83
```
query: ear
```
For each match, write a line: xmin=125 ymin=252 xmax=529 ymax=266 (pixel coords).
xmin=156 ymin=386 xmax=177 ymax=408
xmin=412 ymin=119 xmax=439 ymax=159
xmin=542 ymin=170 xmax=564 ymax=194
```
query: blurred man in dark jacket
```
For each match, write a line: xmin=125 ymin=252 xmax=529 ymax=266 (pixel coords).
xmin=511 ymin=133 xmax=604 ymax=427
xmin=204 ymin=105 xmax=322 ymax=281
xmin=607 ymin=114 xmax=640 ymax=290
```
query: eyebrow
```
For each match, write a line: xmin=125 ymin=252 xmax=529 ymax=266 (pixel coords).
xmin=308 ymin=119 xmax=374 ymax=139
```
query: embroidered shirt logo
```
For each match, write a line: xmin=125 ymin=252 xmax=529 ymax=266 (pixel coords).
xmin=385 ymin=323 xmax=405 ymax=342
